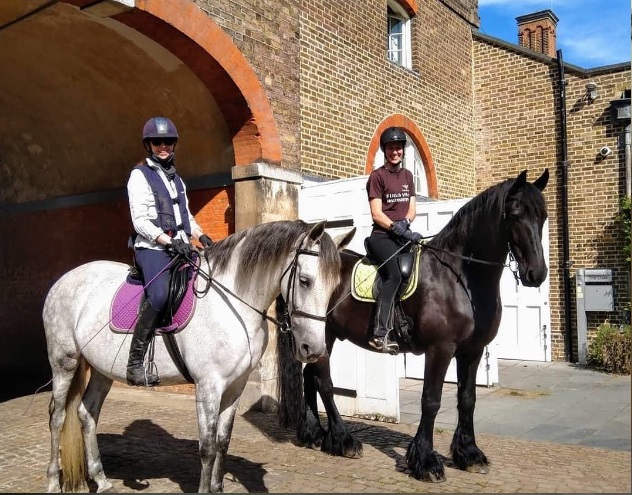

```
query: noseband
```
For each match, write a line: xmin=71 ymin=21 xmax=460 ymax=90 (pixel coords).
xmin=278 ymin=238 xmax=327 ymax=334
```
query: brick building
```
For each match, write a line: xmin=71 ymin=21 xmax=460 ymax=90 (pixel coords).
xmin=0 ymin=0 xmax=629 ymax=399
xmin=473 ymin=13 xmax=630 ymax=361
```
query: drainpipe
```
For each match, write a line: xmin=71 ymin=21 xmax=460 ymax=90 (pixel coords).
xmin=556 ymin=49 xmax=574 ymax=362
xmin=625 ymin=124 xmax=631 ymax=198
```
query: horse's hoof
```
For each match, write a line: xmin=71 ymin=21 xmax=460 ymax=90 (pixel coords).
xmin=343 ymin=450 xmax=363 ymax=459
xmin=466 ymin=464 xmax=489 ymax=474
xmin=97 ymin=485 xmax=118 ymax=493
xmin=424 ymin=472 xmax=446 ymax=483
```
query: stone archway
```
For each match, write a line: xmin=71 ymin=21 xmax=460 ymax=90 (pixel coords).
xmin=0 ymin=0 xmax=290 ymax=400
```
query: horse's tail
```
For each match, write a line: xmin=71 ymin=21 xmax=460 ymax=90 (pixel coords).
xmin=275 ymin=295 xmax=305 ymax=428
xmin=59 ymin=357 xmax=87 ymax=491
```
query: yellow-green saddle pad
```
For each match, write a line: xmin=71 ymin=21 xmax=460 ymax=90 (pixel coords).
xmin=351 ymin=248 xmax=421 ymax=303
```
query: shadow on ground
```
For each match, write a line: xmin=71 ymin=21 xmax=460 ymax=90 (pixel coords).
xmin=96 ymin=419 xmax=269 ymax=493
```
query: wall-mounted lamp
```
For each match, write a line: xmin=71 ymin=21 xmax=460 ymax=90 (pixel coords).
xmin=585 ymin=81 xmax=599 ymax=102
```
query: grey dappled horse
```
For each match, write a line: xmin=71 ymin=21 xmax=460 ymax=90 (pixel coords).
xmin=43 ymin=220 xmax=355 ymax=493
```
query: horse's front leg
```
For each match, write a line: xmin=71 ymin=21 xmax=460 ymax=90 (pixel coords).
xmin=318 ymin=355 xmax=363 ymax=458
xmin=450 ymin=351 xmax=489 ymax=474
xmin=195 ymin=381 xmax=221 ymax=493
xmin=298 ymin=360 xmax=327 ymax=449
xmin=406 ymin=346 xmax=453 ymax=482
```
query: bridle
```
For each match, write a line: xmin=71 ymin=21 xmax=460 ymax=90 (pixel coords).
xmin=191 ymin=234 xmax=328 ymax=334
xmin=276 ymin=237 xmax=327 ymax=334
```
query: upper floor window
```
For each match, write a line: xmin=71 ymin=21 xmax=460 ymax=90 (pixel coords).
xmin=387 ymin=0 xmax=412 ymax=69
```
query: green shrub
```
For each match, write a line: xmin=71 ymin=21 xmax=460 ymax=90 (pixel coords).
xmin=588 ymin=323 xmax=631 ymax=374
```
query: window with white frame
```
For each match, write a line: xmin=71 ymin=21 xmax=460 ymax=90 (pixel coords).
xmin=373 ymin=134 xmax=428 ymax=198
xmin=387 ymin=0 xmax=412 ymax=69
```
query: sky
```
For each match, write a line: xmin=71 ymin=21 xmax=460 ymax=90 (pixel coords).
xmin=477 ymin=0 xmax=631 ymax=68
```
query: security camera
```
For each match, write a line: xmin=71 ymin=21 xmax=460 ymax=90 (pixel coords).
xmin=599 ymin=146 xmax=613 ymax=157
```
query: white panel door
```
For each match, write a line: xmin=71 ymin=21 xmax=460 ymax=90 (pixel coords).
xmin=493 ymin=221 xmax=551 ymax=361
xmin=403 ymin=199 xmax=499 ymax=385
xmin=300 ymin=177 xmax=400 ymax=420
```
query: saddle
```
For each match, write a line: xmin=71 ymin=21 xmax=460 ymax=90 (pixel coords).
xmin=109 ymin=258 xmax=197 ymax=334
xmin=351 ymin=246 xmax=420 ymax=303
xmin=351 ymin=242 xmax=421 ymax=347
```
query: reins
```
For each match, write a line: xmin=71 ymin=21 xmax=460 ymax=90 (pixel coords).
xmin=183 ymin=234 xmax=327 ymax=332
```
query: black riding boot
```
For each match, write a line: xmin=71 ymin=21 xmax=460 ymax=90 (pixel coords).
xmin=368 ymin=297 xmax=399 ymax=355
xmin=126 ymin=300 xmax=162 ymax=386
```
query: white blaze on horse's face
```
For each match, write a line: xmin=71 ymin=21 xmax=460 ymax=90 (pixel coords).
xmin=282 ymin=241 xmax=331 ymax=363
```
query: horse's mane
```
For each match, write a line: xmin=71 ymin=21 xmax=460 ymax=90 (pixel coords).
xmin=432 ymin=176 xmax=546 ymax=248
xmin=205 ymin=220 xmax=341 ymax=292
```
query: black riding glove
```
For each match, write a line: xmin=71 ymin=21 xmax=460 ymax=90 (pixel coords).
xmin=391 ymin=219 xmax=409 ymax=237
xmin=401 ymin=230 xmax=423 ymax=244
xmin=168 ymin=238 xmax=192 ymax=257
xmin=199 ymin=234 xmax=214 ymax=248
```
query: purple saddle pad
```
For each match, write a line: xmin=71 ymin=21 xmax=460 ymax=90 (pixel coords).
xmin=109 ymin=276 xmax=197 ymax=334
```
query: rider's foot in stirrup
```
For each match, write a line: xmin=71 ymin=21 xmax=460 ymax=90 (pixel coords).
xmin=368 ymin=336 xmax=399 ymax=355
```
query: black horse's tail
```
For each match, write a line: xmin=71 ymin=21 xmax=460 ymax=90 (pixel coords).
xmin=275 ymin=294 xmax=305 ymax=428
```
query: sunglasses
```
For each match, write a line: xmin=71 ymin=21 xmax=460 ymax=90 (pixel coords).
xmin=149 ymin=137 xmax=177 ymax=146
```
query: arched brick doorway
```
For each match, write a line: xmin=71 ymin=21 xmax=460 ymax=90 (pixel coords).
xmin=365 ymin=114 xmax=438 ymax=198
xmin=0 ymin=0 xmax=283 ymax=399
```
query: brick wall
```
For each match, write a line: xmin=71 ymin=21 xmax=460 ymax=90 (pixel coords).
xmin=299 ymin=0 xmax=478 ymax=199
xmin=473 ymin=35 xmax=631 ymax=360
xmin=193 ymin=0 xmax=301 ymax=170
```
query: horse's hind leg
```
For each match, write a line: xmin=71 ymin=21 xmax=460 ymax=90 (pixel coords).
xmin=47 ymin=358 xmax=79 ymax=493
xmin=406 ymin=346 xmax=453 ymax=482
xmin=79 ymin=368 xmax=115 ymax=493
xmin=450 ymin=351 xmax=489 ymax=474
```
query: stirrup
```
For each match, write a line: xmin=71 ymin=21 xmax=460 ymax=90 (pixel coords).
xmin=368 ymin=336 xmax=399 ymax=355
xmin=126 ymin=365 xmax=160 ymax=387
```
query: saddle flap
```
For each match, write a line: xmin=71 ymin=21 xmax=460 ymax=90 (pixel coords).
xmin=109 ymin=269 xmax=197 ymax=334
xmin=351 ymin=249 xmax=421 ymax=303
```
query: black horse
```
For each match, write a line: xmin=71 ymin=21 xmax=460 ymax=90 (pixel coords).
xmin=277 ymin=169 xmax=549 ymax=482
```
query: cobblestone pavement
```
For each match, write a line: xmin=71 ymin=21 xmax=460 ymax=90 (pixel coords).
xmin=1 ymin=385 xmax=630 ymax=493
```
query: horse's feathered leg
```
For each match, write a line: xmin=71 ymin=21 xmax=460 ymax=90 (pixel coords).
xmin=406 ymin=346 xmax=453 ymax=482
xmin=79 ymin=368 xmax=115 ymax=493
xmin=298 ymin=360 xmax=326 ymax=449
xmin=450 ymin=351 xmax=489 ymax=474
xmin=318 ymin=351 xmax=363 ymax=459
xmin=195 ymin=380 xmax=221 ymax=493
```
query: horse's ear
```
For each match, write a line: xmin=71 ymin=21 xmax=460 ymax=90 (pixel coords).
xmin=533 ymin=168 xmax=549 ymax=191
xmin=307 ymin=221 xmax=327 ymax=244
xmin=508 ymin=170 xmax=528 ymax=196
xmin=334 ymin=227 xmax=356 ymax=251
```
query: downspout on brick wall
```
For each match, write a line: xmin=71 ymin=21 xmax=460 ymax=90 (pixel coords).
xmin=516 ymin=9 xmax=559 ymax=58
xmin=556 ymin=49 xmax=574 ymax=362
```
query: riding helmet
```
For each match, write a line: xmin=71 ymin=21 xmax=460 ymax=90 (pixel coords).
xmin=142 ymin=117 xmax=179 ymax=142
xmin=379 ymin=126 xmax=407 ymax=151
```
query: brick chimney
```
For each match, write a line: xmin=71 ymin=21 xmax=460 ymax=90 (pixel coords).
xmin=516 ymin=9 xmax=559 ymax=58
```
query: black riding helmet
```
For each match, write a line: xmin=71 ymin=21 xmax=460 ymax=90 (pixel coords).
xmin=142 ymin=117 xmax=179 ymax=167
xmin=379 ymin=126 xmax=407 ymax=151
xmin=142 ymin=117 xmax=179 ymax=150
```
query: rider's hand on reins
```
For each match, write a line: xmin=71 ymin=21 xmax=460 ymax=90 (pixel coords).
xmin=168 ymin=238 xmax=193 ymax=257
